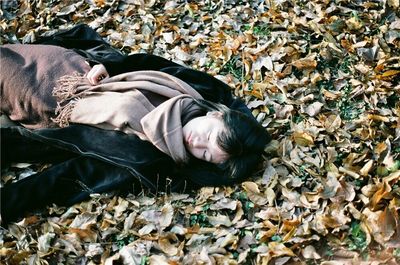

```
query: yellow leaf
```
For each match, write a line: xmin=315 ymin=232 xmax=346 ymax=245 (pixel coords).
xmin=244 ymin=86 xmax=264 ymax=99
xmin=232 ymin=201 xmax=244 ymax=224
xmin=293 ymin=131 xmax=314 ymax=146
xmin=219 ymin=233 xmax=238 ymax=248
xmin=257 ymin=228 xmax=278 ymax=243
xmin=242 ymin=181 xmax=260 ymax=193
xmin=368 ymin=114 xmax=390 ymax=122
xmin=382 ymin=69 xmax=400 ymax=77
xmin=388 ymin=0 xmax=399 ymax=8
xmin=370 ymin=182 xmax=391 ymax=210
xmin=376 ymin=70 xmax=400 ymax=80
xmin=291 ymin=58 xmax=317 ymax=70
xmin=282 ymin=226 xmax=296 ymax=242
xmin=281 ymin=219 xmax=301 ymax=233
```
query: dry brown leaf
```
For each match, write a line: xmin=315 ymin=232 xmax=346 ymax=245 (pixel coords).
xmin=158 ymin=233 xmax=181 ymax=256
xmin=291 ymin=56 xmax=317 ymax=70
xmin=149 ymin=255 xmax=170 ymax=265
xmin=268 ymin=241 xmax=295 ymax=257
xmin=370 ymin=182 xmax=391 ymax=211
xmin=207 ymin=214 xmax=232 ymax=227
xmin=160 ymin=203 xmax=174 ymax=229
xmin=242 ymin=181 xmax=269 ymax=206
xmin=322 ymin=89 xmax=342 ymax=100
xmin=362 ymin=208 xmax=397 ymax=246
xmin=68 ymin=227 xmax=97 ymax=242
xmin=293 ymin=131 xmax=314 ymax=146
xmin=322 ymin=114 xmax=342 ymax=133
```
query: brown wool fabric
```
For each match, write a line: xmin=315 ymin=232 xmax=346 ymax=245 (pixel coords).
xmin=0 ymin=44 xmax=91 ymax=128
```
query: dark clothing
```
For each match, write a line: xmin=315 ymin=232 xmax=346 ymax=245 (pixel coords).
xmin=1 ymin=24 xmax=255 ymax=224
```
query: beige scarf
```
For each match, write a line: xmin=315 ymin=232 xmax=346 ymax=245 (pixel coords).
xmin=53 ymin=71 xmax=203 ymax=163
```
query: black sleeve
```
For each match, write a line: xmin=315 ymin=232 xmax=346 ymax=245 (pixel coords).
xmin=102 ymin=53 xmax=181 ymax=76
xmin=34 ymin=23 xmax=125 ymax=66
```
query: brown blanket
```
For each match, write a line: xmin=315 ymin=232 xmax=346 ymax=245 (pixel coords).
xmin=0 ymin=44 xmax=91 ymax=128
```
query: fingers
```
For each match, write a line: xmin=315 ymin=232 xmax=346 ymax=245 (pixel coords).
xmin=87 ymin=64 xmax=109 ymax=85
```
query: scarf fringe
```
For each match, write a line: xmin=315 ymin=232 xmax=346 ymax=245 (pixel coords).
xmin=52 ymin=72 xmax=86 ymax=127
xmin=52 ymin=72 xmax=86 ymax=102
xmin=51 ymin=100 xmax=78 ymax=128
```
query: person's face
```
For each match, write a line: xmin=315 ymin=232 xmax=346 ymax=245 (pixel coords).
xmin=183 ymin=111 xmax=228 ymax=164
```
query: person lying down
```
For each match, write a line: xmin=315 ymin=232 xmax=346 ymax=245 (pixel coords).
xmin=1 ymin=43 xmax=269 ymax=176
xmin=0 ymin=43 xmax=270 ymax=224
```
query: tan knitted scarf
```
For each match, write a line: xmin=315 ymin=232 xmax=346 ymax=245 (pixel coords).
xmin=53 ymin=70 xmax=203 ymax=163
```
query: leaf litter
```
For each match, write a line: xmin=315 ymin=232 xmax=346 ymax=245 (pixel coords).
xmin=1 ymin=0 xmax=400 ymax=264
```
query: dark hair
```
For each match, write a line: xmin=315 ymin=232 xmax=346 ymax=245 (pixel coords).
xmin=191 ymin=99 xmax=270 ymax=181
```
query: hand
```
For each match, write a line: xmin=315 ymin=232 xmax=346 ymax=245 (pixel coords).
xmin=87 ymin=64 xmax=109 ymax=85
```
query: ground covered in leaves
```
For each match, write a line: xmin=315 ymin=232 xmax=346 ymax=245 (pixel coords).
xmin=1 ymin=0 xmax=400 ymax=264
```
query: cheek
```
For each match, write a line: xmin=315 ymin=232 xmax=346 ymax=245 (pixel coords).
xmin=188 ymin=147 xmax=202 ymax=160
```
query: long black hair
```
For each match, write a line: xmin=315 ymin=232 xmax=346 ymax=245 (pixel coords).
xmin=179 ymin=99 xmax=270 ymax=186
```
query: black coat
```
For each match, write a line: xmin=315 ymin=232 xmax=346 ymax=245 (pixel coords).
xmin=1 ymin=24 xmax=255 ymax=224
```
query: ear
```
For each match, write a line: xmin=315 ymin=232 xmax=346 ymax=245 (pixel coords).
xmin=206 ymin=111 xmax=223 ymax=118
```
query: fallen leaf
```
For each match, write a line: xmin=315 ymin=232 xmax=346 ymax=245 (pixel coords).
xmin=302 ymin=245 xmax=321 ymax=259
xmin=304 ymin=101 xmax=324 ymax=117
xmin=293 ymin=131 xmax=314 ymax=146
xmin=291 ymin=56 xmax=317 ymax=70
xmin=158 ymin=233 xmax=180 ymax=256
xmin=242 ymin=181 xmax=269 ymax=205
